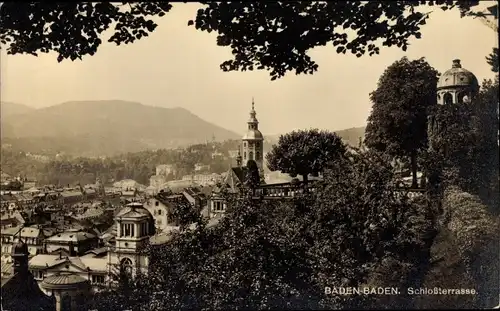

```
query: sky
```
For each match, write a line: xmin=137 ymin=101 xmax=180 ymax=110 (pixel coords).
xmin=0 ymin=2 xmax=497 ymax=135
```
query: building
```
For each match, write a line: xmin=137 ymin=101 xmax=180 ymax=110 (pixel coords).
xmin=207 ymin=100 xmax=266 ymax=218
xmin=241 ymin=98 xmax=265 ymax=174
xmin=144 ymin=196 xmax=171 ymax=233
xmin=45 ymin=230 xmax=98 ymax=256
xmin=1 ymin=225 xmax=53 ymax=262
xmin=436 ymin=59 xmax=479 ymax=105
xmin=108 ymin=202 xmax=155 ymax=277
xmin=156 ymin=164 xmax=176 ymax=176
xmin=27 ymin=202 xmax=156 ymax=293
xmin=1 ymin=240 xmax=55 ymax=311
xmin=181 ymin=173 xmax=222 ymax=186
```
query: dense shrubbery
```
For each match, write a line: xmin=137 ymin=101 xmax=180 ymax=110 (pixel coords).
xmin=90 ymin=149 xmax=435 ymax=310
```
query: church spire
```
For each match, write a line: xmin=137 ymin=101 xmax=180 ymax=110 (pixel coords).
xmin=248 ymin=97 xmax=258 ymax=125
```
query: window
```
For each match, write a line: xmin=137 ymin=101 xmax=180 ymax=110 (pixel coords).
xmin=32 ymin=270 xmax=44 ymax=280
xmin=243 ymin=152 xmax=246 ymax=160
xmin=256 ymin=151 xmax=260 ymax=160
xmin=443 ymin=92 xmax=453 ymax=105
xmin=121 ymin=258 xmax=133 ymax=276
xmin=91 ymin=275 xmax=105 ymax=284
xmin=214 ymin=201 xmax=225 ymax=212
xmin=249 ymin=151 xmax=254 ymax=160
xmin=158 ymin=210 xmax=162 ymax=215
xmin=157 ymin=219 xmax=162 ymax=226
xmin=155 ymin=201 xmax=159 ymax=206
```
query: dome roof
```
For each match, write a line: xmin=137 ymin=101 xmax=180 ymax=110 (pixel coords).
xmin=41 ymin=273 xmax=89 ymax=290
xmin=243 ymin=129 xmax=264 ymax=140
xmin=437 ymin=59 xmax=479 ymax=90
xmin=115 ymin=202 xmax=152 ymax=219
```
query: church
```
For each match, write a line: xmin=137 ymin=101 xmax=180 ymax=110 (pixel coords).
xmin=207 ymin=99 xmax=265 ymax=218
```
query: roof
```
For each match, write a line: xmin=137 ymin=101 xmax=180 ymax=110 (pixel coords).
xmin=60 ymin=191 xmax=83 ymax=198
xmin=437 ymin=59 xmax=479 ymax=90
xmin=29 ymin=254 xmax=108 ymax=273
xmin=115 ymin=203 xmax=152 ymax=218
xmin=46 ymin=231 xmax=96 ymax=243
xmin=1 ymin=226 xmax=22 ymax=236
xmin=1 ymin=262 xmax=13 ymax=276
xmin=84 ymin=247 xmax=108 ymax=256
xmin=1 ymin=272 xmax=55 ymax=311
xmin=41 ymin=273 xmax=89 ymax=290
xmin=221 ymin=167 xmax=248 ymax=191
xmin=20 ymin=226 xmax=45 ymax=238
xmin=242 ymin=129 xmax=264 ymax=140
xmin=74 ymin=207 xmax=104 ymax=220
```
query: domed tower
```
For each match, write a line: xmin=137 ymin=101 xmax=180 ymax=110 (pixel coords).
xmin=242 ymin=98 xmax=264 ymax=174
xmin=427 ymin=59 xmax=482 ymax=198
xmin=436 ymin=59 xmax=479 ymax=105
xmin=108 ymin=202 xmax=155 ymax=278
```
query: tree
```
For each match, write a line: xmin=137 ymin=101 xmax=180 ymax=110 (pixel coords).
xmin=244 ymin=159 xmax=260 ymax=193
xmin=0 ymin=2 xmax=479 ymax=80
xmin=266 ymin=129 xmax=347 ymax=184
xmin=108 ymin=148 xmax=434 ymax=310
xmin=486 ymin=48 xmax=499 ymax=73
xmin=168 ymin=199 xmax=201 ymax=231
xmin=364 ymin=57 xmax=439 ymax=188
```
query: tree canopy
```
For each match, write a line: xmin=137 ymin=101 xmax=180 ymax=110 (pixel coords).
xmin=364 ymin=57 xmax=439 ymax=187
xmin=91 ymin=148 xmax=435 ymax=310
xmin=266 ymin=129 xmax=347 ymax=183
xmin=0 ymin=1 xmax=479 ymax=80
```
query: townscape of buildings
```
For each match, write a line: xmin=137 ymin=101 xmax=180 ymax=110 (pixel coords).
xmin=1 ymin=101 xmax=295 ymax=311
xmin=1 ymin=58 xmax=476 ymax=311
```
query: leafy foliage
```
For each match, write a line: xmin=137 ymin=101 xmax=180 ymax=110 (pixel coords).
xmin=244 ymin=159 xmax=261 ymax=190
xmin=365 ymin=57 xmax=439 ymax=187
xmin=418 ymin=188 xmax=500 ymax=309
xmin=486 ymin=47 xmax=499 ymax=73
xmin=266 ymin=129 xmax=347 ymax=183
xmin=0 ymin=3 xmax=173 ymax=62
xmin=93 ymin=149 xmax=434 ymax=310
xmin=428 ymin=77 xmax=499 ymax=208
xmin=0 ymin=2 xmax=479 ymax=79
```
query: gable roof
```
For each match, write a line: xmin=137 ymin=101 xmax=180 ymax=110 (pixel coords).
xmin=29 ymin=254 xmax=108 ymax=273
xmin=224 ymin=167 xmax=248 ymax=191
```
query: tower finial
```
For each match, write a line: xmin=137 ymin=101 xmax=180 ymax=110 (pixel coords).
xmin=252 ymin=97 xmax=255 ymax=111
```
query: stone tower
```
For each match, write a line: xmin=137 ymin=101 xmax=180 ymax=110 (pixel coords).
xmin=436 ymin=59 xmax=480 ymax=105
xmin=428 ymin=60 xmax=480 ymax=187
xmin=241 ymin=98 xmax=264 ymax=175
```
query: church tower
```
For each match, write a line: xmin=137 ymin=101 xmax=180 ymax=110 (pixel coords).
xmin=242 ymin=98 xmax=264 ymax=174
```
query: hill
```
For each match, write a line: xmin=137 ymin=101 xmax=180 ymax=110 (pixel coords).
xmin=335 ymin=126 xmax=366 ymax=147
xmin=1 ymin=100 xmax=239 ymax=156
xmin=0 ymin=102 xmax=35 ymax=118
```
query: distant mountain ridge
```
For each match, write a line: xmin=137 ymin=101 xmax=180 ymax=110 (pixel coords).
xmin=0 ymin=101 xmax=35 ymax=117
xmin=1 ymin=100 xmax=240 ymax=156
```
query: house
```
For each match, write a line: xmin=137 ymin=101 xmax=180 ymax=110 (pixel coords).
xmin=182 ymin=187 xmax=207 ymax=208
xmin=0 ymin=210 xmax=26 ymax=229
xmin=144 ymin=197 xmax=170 ymax=233
xmin=59 ymin=189 xmax=84 ymax=205
xmin=207 ymin=166 xmax=250 ymax=218
xmin=45 ymin=230 xmax=98 ymax=256
xmin=1 ymin=225 xmax=53 ymax=262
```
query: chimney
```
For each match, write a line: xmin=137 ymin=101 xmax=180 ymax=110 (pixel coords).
xmin=452 ymin=59 xmax=462 ymax=68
